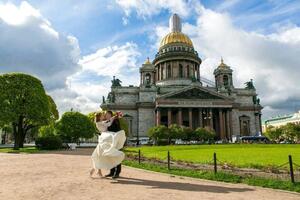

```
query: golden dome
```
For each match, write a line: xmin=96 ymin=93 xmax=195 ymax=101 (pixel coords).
xmin=144 ymin=57 xmax=151 ymax=64
xmin=218 ymin=58 xmax=230 ymax=68
xmin=159 ymin=31 xmax=193 ymax=49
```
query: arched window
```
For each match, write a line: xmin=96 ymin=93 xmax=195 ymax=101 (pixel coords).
xmin=145 ymin=73 xmax=151 ymax=85
xmin=223 ymin=75 xmax=229 ymax=89
xmin=187 ymin=65 xmax=190 ymax=78
xmin=179 ymin=64 xmax=183 ymax=78
xmin=239 ymin=115 xmax=250 ymax=136
xmin=167 ymin=65 xmax=171 ymax=78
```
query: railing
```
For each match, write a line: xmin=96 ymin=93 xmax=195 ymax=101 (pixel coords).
xmin=127 ymin=150 xmax=300 ymax=183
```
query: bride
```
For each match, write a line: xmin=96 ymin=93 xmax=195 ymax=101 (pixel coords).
xmin=90 ymin=111 xmax=126 ymax=177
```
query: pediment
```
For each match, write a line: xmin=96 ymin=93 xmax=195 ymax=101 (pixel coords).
xmin=157 ymin=86 xmax=232 ymax=101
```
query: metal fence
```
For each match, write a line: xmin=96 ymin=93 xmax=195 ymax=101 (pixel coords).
xmin=126 ymin=150 xmax=300 ymax=183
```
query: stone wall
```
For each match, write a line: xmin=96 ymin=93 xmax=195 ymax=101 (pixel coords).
xmin=138 ymin=108 xmax=155 ymax=137
xmin=117 ymin=109 xmax=138 ymax=137
xmin=231 ymin=109 xmax=257 ymax=136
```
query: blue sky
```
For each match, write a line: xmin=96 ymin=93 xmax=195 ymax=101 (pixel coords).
xmin=1 ymin=0 xmax=300 ymax=119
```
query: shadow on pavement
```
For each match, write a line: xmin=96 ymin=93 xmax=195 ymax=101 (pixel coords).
xmin=113 ymin=176 xmax=254 ymax=193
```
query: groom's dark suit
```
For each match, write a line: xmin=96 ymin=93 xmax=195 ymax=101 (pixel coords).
xmin=107 ymin=118 xmax=122 ymax=177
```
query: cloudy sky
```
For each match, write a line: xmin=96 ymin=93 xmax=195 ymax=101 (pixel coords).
xmin=1 ymin=0 xmax=300 ymax=120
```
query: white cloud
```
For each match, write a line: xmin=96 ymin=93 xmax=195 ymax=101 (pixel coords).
xmin=0 ymin=1 xmax=81 ymax=91
xmin=79 ymin=42 xmax=140 ymax=77
xmin=0 ymin=1 xmax=142 ymax=115
xmin=153 ymin=7 xmax=300 ymax=119
xmin=115 ymin=0 xmax=197 ymax=18
xmin=59 ymin=42 xmax=141 ymax=114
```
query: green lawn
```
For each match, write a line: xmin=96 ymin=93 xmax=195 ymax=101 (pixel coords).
xmin=123 ymin=159 xmax=300 ymax=193
xmin=125 ymin=144 xmax=300 ymax=169
xmin=0 ymin=147 xmax=41 ymax=153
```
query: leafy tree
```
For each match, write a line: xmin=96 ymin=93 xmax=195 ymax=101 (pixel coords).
xmin=1 ymin=124 xmax=13 ymax=144
xmin=265 ymin=125 xmax=283 ymax=142
xmin=56 ymin=111 xmax=97 ymax=143
xmin=0 ymin=73 xmax=54 ymax=149
xmin=38 ymin=123 xmax=56 ymax=137
xmin=168 ymin=124 xmax=184 ymax=142
xmin=47 ymin=95 xmax=59 ymax=121
xmin=194 ymin=127 xmax=216 ymax=143
xmin=147 ymin=125 xmax=169 ymax=145
xmin=182 ymin=126 xmax=195 ymax=141
xmin=87 ymin=111 xmax=97 ymax=122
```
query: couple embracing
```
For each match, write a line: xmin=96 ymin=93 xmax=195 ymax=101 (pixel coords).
xmin=90 ymin=110 xmax=126 ymax=179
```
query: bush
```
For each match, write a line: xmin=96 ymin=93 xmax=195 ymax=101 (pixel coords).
xmin=56 ymin=111 xmax=97 ymax=143
xmin=194 ymin=127 xmax=216 ymax=143
xmin=38 ymin=123 xmax=56 ymax=137
xmin=148 ymin=125 xmax=169 ymax=145
xmin=35 ymin=135 xmax=62 ymax=150
xmin=181 ymin=127 xmax=194 ymax=141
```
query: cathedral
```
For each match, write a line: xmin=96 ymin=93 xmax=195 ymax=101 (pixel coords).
xmin=101 ymin=14 xmax=263 ymax=141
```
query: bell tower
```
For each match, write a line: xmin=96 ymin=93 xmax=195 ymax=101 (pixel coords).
xmin=140 ymin=57 xmax=155 ymax=88
xmin=214 ymin=58 xmax=234 ymax=92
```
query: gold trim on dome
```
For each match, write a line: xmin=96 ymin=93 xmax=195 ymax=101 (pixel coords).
xmin=160 ymin=31 xmax=193 ymax=48
xmin=144 ymin=57 xmax=151 ymax=64
xmin=218 ymin=57 xmax=229 ymax=68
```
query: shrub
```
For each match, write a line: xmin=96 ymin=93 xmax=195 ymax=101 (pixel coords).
xmin=148 ymin=125 xmax=169 ymax=145
xmin=182 ymin=127 xmax=194 ymax=141
xmin=35 ymin=135 xmax=62 ymax=150
xmin=194 ymin=127 xmax=216 ymax=143
xmin=38 ymin=123 xmax=56 ymax=137
xmin=56 ymin=111 xmax=97 ymax=143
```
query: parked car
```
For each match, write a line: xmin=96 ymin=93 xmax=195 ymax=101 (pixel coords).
xmin=240 ymin=136 xmax=270 ymax=143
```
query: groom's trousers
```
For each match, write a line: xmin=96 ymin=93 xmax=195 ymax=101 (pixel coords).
xmin=110 ymin=164 xmax=121 ymax=176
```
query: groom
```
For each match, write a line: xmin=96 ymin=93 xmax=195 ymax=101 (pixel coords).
xmin=105 ymin=110 xmax=122 ymax=179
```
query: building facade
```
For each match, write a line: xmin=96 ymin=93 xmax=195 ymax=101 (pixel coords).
xmin=101 ymin=14 xmax=263 ymax=141
xmin=263 ymin=111 xmax=300 ymax=132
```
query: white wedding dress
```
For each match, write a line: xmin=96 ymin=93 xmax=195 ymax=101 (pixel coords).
xmin=91 ymin=120 xmax=126 ymax=170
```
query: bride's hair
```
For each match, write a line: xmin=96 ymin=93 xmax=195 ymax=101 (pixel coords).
xmin=95 ymin=112 xmax=105 ymax=122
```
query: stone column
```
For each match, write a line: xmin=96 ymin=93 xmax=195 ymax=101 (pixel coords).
xmin=198 ymin=108 xmax=203 ymax=128
xmin=168 ymin=108 xmax=172 ymax=126
xmin=178 ymin=108 xmax=182 ymax=125
xmin=189 ymin=108 xmax=193 ymax=129
xmin=209 ymin=108 xmax=213 ymax=129
xmin=197 ymin=65 xmax=200 ymax=80
xmin=219 ymin=109 xmax=225 ymax=139
xmin=228 ymin=110 xmax=233 ymax=140
xmin=259 ymin=113 xmax=262 ymax=133
xmin=226 ymin=110 xmax=230 ymax=140
xmin=156 ymin=108 xmax=161 ymax=126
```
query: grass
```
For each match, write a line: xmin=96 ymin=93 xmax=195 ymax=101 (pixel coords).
xmin=123 ymin=159 xmax=300 ymax=193
xmin=125 ymin=144 xmax=300 ymax=169
xmin=0 ymin=147 xmax=42 ymax=153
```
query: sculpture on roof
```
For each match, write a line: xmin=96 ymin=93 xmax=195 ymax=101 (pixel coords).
xmin=245 ymin=79 xmax=255 ymax=90
xmin=111 ymin=76 xmax=122 ymax=87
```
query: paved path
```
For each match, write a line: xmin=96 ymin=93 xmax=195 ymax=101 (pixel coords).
xmin=0 ymin=150 xmax=299 ymax=200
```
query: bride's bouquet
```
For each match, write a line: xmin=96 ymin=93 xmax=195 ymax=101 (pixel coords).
xmin=116 ymin=111 xmax=123 ymax=118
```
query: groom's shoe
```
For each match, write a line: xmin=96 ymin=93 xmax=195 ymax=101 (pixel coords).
xmin=105 ymin=174 xmax=113 ymax=177
xmin=112 ymin=174 xmax=119 ymax=179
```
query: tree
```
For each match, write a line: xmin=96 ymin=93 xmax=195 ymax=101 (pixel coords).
xmin=168 ymin=124 xmax=184 ymax=143
xmin=1 ymin=124 xmax=13 ymax=144
xmin=56 ymin=111 xmax=97 ymax=143
xmin=47 ymin=95 xmax=59 ymax=121
xmin=147 ymin=125 xmax=169 ymax=145
xmin=182 ymin=126 xmax=195 ymax=141
xmin=0 ymin=73 xmax=54 ymax=149
xmin=38 ymin=123 xmax=56 ymax=137
xmin=194 ymin=127 xmax=216 ymax=143
xmin=265 ymin=125 xmax=283 ymax=142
